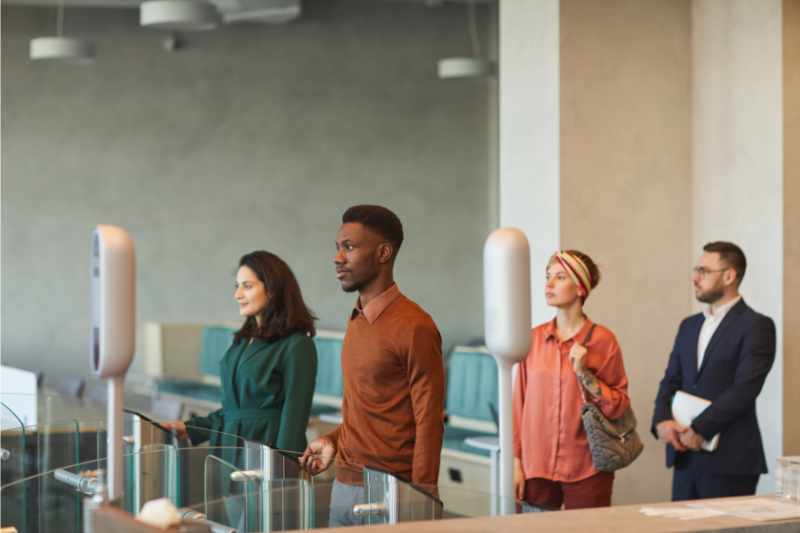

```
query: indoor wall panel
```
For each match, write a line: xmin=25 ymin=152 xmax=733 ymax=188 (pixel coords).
xmin=560 ymin=0 xmax=693 ymax=505
xmin=784 ymin=0 xmax=800 ymax=456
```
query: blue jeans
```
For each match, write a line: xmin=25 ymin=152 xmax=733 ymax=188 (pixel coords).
xmin=328 ymin=479 xmax=367 ymax=527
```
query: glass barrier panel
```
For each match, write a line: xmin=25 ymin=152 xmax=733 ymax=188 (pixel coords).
xmin=1 ymin=401 xmax=28 ymax=487
xmin=1 ymin=457 xmax=105 ymax=533
xmin=183 ymin=423 xmax=248 ymax=448
xmin=0 ymin=447 xmax=176 ymax=533
xmin=262 ymin=478 xmax=311 ymax=531
xmin=361 ymin=468 xmax=392 ymax=525
xmin=37 ymin=392 xmax=106 ymax=425
xmin=395 ymin=481 xmax=442 ymax=523
xmin=4 ymin=452 xmax=523 ymax=532
xmin=126 ymin=444 xmax=177 ymax=515
xmin=241 ymin=440 xmax=307 ymax=481
xmin=0 ymin=417 xmax=107 ymax=485
xmin=29 ymin=419 xmax=106 ymax=480
xmin=182 ymin=478 xmax=310 ymax=533
xmin=303 ymin=478 xmax=346 ymax=529
xmin=1 ymin=391 xmax=105 ymax=428
xmin=171 ymin=446 xmax=240 ymax=510
xmin=202 ymin=452 xmax=261 ymax=532
xmin=361 ymin=467 xmax=442 ymax=524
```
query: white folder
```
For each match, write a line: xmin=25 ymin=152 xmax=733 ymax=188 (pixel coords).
xmin=671 ymin=390 xmax=719 ymax=452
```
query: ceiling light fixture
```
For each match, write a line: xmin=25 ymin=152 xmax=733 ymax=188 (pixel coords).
xmin=29 ymin=0 xmax=95 ymax=64
xmin=438 ymin=0 xmax=493 ymax=79
xmin=140 ymin=0 xmax=221 ymax=31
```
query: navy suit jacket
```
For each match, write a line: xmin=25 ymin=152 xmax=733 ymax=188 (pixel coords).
xmin=651 ymin=299 xmax=776 ymax=475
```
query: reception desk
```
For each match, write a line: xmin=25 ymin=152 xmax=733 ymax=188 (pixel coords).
xmin=299 ymin=496 xmax=800 ymax=533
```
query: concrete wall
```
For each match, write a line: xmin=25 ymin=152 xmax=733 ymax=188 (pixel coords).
xmin=784 ymin=0 xmax=800 ymax=456
xmin=1 ymin=0 xmax=492 ymax=380
xmin=560 ymin=0 xmax=693 ymax=505
xmin=692 ymin=0 xmax=784 ymax=492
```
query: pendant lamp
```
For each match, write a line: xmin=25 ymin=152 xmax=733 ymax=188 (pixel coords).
xmin=140 ymin=0 xmax=221 ymax=31
xmin=30 ymin=0 xmax=95 ymax=64
xmin=438 ymin=0 xmax=492 ymax=79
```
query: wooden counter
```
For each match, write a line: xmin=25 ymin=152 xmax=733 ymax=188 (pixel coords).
xmin=297 ymin=496 xmax=800 ymax=533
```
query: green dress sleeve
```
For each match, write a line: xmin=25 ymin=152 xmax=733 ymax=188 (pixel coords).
xmin=275 ymin=334 xmax=317 ymax=452
xmin=185 ymin=409 xmax=224 ymax=445
xmin=183 ymin=340 xmax=242 ymax=445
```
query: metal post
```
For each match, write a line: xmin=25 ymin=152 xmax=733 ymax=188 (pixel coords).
xmin=497 ymin=360 xmax=515 ymax=514
xmin=107 ymin=377 xmax=124 ymax=502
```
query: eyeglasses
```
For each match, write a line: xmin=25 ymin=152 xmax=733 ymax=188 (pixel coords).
xmin=692 ymin=266 xmax=729 ymax=279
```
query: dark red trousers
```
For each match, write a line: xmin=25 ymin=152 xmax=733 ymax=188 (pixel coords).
xmin=523 ymin=471 xmax=615 ymax=510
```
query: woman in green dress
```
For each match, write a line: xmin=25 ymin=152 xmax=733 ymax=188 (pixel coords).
xmin=166 ymin=250 xmax=318 ymax=453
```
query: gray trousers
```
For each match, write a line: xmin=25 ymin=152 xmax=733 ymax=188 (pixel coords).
xmin=328 ymin=479 xmax=367 ymax=527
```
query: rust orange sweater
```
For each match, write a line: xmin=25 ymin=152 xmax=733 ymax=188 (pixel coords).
xmin=326 ymin=284 xmax=445 ymax=488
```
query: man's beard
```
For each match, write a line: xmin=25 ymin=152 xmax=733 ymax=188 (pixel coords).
xmin=696 ymin=286 xmax=724 ymax=304
xmin=341 ymin=281 xmax=360 ymax=293
xmin=340 ymin=270 xmax=377 ymax=294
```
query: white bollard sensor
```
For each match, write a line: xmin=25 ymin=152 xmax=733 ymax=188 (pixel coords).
xmin=483 ymin=228 xmax=532 ymax=514
xmin=91 ymin=224 xmax=136 ymax=502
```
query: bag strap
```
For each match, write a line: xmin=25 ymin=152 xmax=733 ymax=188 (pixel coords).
xmin=582 ymin=323 xmax=596 ymax=345
xmin=575 ymin=323 xmax=597 ymax=405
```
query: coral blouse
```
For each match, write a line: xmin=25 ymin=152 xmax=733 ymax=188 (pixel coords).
xmin=512 ymin=318 xmax=630 ymax=482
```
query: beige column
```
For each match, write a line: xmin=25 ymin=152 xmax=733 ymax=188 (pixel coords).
xmin=559 ymin=0 xmax=693 ymax=505
xmin=784 ymin=0 xmax=800 ymax=456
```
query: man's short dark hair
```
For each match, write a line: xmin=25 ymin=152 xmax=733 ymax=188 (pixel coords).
xmin=703 ymin=241 xmax=747 ymax=286
xmin=342 ymin=205 xmax=404 ymax=257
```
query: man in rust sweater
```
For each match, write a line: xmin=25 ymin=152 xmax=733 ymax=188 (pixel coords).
xmin=300 ymin=204 xmax=445 ymax=527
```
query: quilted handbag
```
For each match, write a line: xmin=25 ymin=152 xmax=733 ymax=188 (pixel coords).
xmin=576 ymin=325 xmax=644 ymax=472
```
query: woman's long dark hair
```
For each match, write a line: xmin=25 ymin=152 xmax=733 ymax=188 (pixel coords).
xmin=234 ymin=251 xmax=316 ymax=343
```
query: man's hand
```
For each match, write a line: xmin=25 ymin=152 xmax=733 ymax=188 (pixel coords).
xmin=160 ymin=421 xmax=189 ymax=441
xmin=656 ymin=420 xmax=687 ymax=452
xmin=569 ymin=342 xmax=588 ymax=373
xmin=513 ymin=457 xmax=525 ymax=501
xmin=678 ymin=427 xmax=704 ymax=451
xmin=299 ymin=437 xmax=336 ymax=475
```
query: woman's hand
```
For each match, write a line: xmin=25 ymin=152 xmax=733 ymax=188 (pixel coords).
xmin=300 ymin=437 xmax=337 ymax=475
xmin=514 ymin=457 xmax=525 ymax=501
xmin=160 ymin=421 xmax=189 ymax=441
xmin=571 ymin=342 xmax=603 ymax=398
xmin=568 ymin=342 xmax=588 ymax=373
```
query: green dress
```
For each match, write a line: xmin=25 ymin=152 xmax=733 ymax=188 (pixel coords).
xmin=186 ymin=332 xmax=317 ymax=453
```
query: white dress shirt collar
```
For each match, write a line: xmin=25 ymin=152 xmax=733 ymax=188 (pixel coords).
xmin=697 ymin=295 xmax=741 ymax=370
xmin=702 ymin=295 xmax=742 ymax=321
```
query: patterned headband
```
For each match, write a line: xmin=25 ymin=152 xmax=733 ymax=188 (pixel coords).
xmin=554 ymin=251 xmax=592 ymax=297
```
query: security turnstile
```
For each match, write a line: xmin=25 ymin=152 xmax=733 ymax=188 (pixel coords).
xmin=354 ymin=467 xmax=443 ymax=525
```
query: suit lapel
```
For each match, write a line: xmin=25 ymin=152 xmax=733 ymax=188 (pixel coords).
xmin=697 ymin=299 xmax=747 ymax=378
xmin=240 ymin=338 xmax=272 ymax=366
xmin=686 ymin=316 xmax=703 ymax=384
xmin=220 ymin=339 xmax=270 ymax=407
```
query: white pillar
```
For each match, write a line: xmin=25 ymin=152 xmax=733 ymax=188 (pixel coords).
xmin=499 ymin=0 xmax=560 ymax=326
xmin=692 ymin=0 xmax=783 ymax=493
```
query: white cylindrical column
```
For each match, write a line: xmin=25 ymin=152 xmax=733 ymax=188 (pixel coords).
xmin=107 ymin=376 xmax=124 ymax=500
xmin=483 ymin=228 xmax=531 ymax=514
xmin=92 ymin=224 xmax=136 ymax=503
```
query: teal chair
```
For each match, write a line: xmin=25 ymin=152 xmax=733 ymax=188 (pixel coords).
xmin=443 ymin=346 xmax=499 ymax=458
xmin=155 ymin=326 xmax=233 ymax=404
xmin=311 ymin=330 xmax=345 ymax=417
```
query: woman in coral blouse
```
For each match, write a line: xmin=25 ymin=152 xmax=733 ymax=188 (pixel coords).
xmin=512 ymin=250 xmax=630 ymax=510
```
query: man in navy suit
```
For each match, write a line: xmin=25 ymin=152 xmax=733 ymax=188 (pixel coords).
xmin=652 ymin=241 xmax=776 ymax=501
